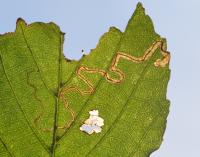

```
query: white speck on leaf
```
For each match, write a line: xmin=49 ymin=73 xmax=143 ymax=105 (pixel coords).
xmin=80 ymin=110 xmax=104 ymax=134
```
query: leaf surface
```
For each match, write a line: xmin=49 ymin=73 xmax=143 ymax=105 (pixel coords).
xmin=0 ymin=3 xmax=170 ymax=157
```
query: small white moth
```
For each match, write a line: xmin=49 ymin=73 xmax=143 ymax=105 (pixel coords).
xmin=80 ymin=110 xmax=104 ymax=134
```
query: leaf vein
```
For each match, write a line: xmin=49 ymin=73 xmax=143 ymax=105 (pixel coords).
xmin=0 ymin=136 xmax=15 ymax=157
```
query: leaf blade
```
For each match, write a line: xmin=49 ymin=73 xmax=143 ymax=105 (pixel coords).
xmin=0 ymin=2 xmax=170 ymax=157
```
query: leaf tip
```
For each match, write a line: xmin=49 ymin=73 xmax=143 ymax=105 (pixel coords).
xmin=136 ymin=2 xmax=144 ymax=9
xmin=135 ymin=2 xmax=146 ymax=16
xmin=109 ymin=26 xmax=122 ymax=34
xmin=15 ymin=18 xmax=27 ymax=33
xmin=16 ymin=18 xmax=27 ymax=26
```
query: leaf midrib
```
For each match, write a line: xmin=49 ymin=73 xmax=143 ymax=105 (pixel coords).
xmin=50 ymin=33 xmax=64 ymax=156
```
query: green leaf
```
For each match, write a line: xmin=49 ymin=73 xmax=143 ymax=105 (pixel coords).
xmin=0 ymin=3 xmax=170 ymax=157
